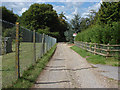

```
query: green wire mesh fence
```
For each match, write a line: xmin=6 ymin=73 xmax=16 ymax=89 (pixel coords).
xmin=1 ymin=19 xmax=57 ymax=88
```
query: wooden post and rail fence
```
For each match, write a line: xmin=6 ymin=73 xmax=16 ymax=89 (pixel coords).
xmin=74 ymin=41 xmax=120 ymax=58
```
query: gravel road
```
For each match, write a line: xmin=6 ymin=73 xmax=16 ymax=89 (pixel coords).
xmin=33 ymin=43 xmax=118 ymax=88
xmin=91 ymin=64 xmax=119 ymax=80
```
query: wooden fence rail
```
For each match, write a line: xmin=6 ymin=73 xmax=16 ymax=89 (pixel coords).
xmin=74 ymin=41 xmax=120 ymax=58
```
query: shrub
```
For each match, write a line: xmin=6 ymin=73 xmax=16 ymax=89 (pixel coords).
xmin=75 ymin=22 xmax=120 ymax=44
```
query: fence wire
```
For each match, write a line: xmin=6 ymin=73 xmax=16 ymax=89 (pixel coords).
xmin=1 ymin=20 xmax=57 ymax=88
xmin=1 ymin=20 xmax=16 ymax=88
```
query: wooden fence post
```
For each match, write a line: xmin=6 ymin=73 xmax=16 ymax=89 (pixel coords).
xmin=94 ymin=44 xmax=96 ymax=55
xmin=106 ymin=43 xmax=110 ymax=58
xmin=33 ymin=30 xmax=36 ymax=63
xmin=85 ymin=42 xmax=87 ymax=50
xmin=15 ymin=22 xmax=20 ymax=79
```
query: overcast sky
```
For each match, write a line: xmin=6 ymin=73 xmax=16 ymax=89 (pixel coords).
xmin=1 ymin=0 xmax=102 ymax=21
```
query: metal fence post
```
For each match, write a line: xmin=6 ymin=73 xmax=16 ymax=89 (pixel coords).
xmin=46 ymin=35 xmax=48 ymax=52
xmin=15 ymin=22 xmax=20 ymax=79
xmin=33 ymin=30 xmax=36 ymax=63
xmin=42 ymin=33 xmax=45 ymax=55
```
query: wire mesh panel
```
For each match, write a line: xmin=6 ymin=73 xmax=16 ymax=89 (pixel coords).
xmin=44 ymin=35 xmax=47 ymax=54
xmin=19 ymin=27 xmax=34 ymax=76
xmin=1 ymin=20 xmax=57 ymax=88
xmin=36 ymin=32 xmax=42 ymax=60
xmin=0 ymin=20 xmax=2 ymax=89
xmin=1 ymin=20 xmax=16 ymax=87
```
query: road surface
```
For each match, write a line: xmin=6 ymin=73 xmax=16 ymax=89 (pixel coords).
xmin=33 ymin=43 xmax=118 ymax=88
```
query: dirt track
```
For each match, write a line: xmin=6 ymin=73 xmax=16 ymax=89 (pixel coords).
xmin=33 ymin=43 xmax=118 ymax=88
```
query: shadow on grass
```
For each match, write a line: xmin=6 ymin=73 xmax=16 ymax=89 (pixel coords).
xmin=19 ymin=77 xmax=35 ymax=83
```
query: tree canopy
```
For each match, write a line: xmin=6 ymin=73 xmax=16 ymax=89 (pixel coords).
xmin=0 ymin=6 xmax=18 ymax=23
xmin=70 ymin=14 xmax=81 ymax=33
xmin=1 ymin=6 xmax=18 ymax=36
xmin=75 ymin=1 xmax=120 ymax=44
xmin=96 ymin=2 xmax=120 ymax=24
xmin=19 ymin=3 xmax=67 ymax=41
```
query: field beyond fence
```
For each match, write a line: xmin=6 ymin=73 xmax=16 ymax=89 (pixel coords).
xmin=1 ymin=20 xmax=57 ymax=88
xmin=75 ymin=41 xmax=120 ymax=58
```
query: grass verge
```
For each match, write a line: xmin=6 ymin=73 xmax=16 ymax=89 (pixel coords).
xmin=70 ymin=45 xmax=119 ymax=66
xmin=6 ymin=43 xmax=57 ymax=88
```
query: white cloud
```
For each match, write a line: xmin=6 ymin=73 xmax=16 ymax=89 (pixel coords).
xmin=81 ymin=1 xmax=101 ymax=18
xmin=1 ymin=1 xmax=102 ymax=21
xmin=53 ymin=5 xmax=65 ymax=13
xmin=1 ymin=0 xmax=103 ymax=2
xmin=19 ymin=8 xmax=28 ymax=15
xmin=72 ymin=7 xmax=78 ymax=15
xmin=65 ymin=14 xmax=73 ymax=20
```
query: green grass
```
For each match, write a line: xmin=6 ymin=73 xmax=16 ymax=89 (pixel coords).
xmin=2 ymin=42 xmax=56 ymax=88
xmin=71 ymin=45 xmax=119 ymax=66
xmin=6 ymin=45 xmax=56 ymax=88
xmin=7 ymin=43 xmax=57 ymax=88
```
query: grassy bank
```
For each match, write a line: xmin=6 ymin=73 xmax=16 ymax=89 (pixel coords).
xmin=71 ymin=45 xmax=119 ymax=66
xmin=5 ymin=43 xmax=57 ymax=88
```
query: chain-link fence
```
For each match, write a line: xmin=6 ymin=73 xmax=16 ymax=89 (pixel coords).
xmin=1 ymin=19 xmax=57 ymax=88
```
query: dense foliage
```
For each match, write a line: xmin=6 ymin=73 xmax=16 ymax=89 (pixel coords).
xmin=75 ymin=2 xmax=120 ymax=44
xmin=75 ymin=22 xmax=120 ymax=44
xmin=0 ymin=6 xmax=18 ymax=23
xmin=64 ymin=23 xmax=74 ymax=43
xmin=96 ymin=2 xmax=120 ymax=24
xmin=1 ymin=6 xmax=18 ymax=37
xmin=19 ymin=4 xmax=67 ymax=41
xmin=64 ymin=14 xmax=81 ymax=43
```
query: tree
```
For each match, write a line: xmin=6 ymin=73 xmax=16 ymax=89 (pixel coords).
xmin=1 ymin=6 xmax=18 ymax=35
xmin=19 ymin=3 xmax=67 ymax=41
xmin=75 ymin=1 xmax=120 ymax=44
xmin=87 ymin=9 xmax=97 ymax=25
xmin=19 ymin=3 xmax=60 ymax=31
xmin=58 ymin=12 xmax=68 ymax=41
xmin=64 ymin=23 xmax=74 ymax=43
xmin=79 ymin=17 xmax=90 ymax=31
xmin=64 ymin=14 xmax=81 ymax=43
xmin=0 ymin=6 xmax=18 ymax=23
xmin=70 ymin=14 xmax=81 ymax=33
xmin=97 ymin=2 xmax=120 ymax=24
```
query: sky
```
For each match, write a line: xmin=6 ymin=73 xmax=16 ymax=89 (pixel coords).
xmin=1 ymin=0 xmax=102 ymax=21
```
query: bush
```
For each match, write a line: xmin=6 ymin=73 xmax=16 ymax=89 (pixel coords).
xmin=75 ymin=22 xmax=120 ymax=44
xmin=3 ymin=27 xmax=16 ymax=40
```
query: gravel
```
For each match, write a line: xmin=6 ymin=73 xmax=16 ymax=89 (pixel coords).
xmin=33 ymin=43 xmax=118 ymax=88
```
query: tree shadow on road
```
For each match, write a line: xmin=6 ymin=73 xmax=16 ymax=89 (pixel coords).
xmin=46 ymin=66 xmax=65 ymax=68
xmin=53 ymin=58 xmax=66 ymax=61
xmin=34 ymin=80 xmax=70 ymax=84
xmin=47 ymin=67 xmax=97 ymax=71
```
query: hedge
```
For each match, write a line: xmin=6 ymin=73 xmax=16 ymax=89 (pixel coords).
xmin=75 ymin=22 xmax=120 ymax=44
